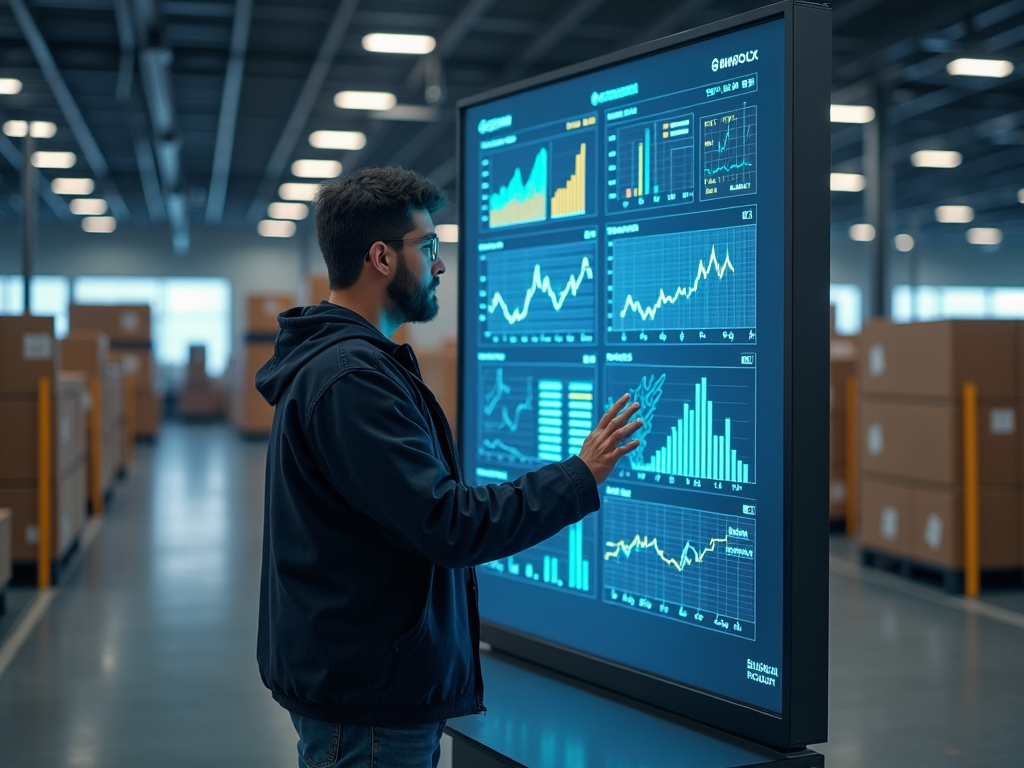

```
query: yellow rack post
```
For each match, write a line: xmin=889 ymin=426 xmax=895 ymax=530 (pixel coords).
xmin=962 ymin=382 xmax=980 ymax=598
xmin=845 ymin=376 xmax=858 ymax=537
xmin=37 ymin=376 xmax=52 ymax=589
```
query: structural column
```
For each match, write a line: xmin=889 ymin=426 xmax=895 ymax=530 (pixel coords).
xmin=863 ymin=85 xmax=891 ymax=318
xmin=21 ymin=132 xmax=36 ymax=314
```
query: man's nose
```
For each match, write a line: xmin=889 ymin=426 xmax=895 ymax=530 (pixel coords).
xmin=433 ymin=258 xmax=446 ymax=276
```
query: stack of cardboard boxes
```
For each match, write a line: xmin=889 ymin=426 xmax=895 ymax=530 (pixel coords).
xmin=101 ymin=362 xmax=125 ymax=492
xmin=70 ymin=304 xmax=162 ymax=440
xmin=858 ymin=320 xmax=1023 ymax=581
xmin=829 ymin=333 xmax=857 ymax=526
xmin=0 ymin=317 xmax=88 ymax=578
xmin=180 ymin=346 xmax=222 ymax=419
xmin=0 ymin=508 xmax=10 ymax=612
xmin=230 ymin=294 xmax=293 ymax=436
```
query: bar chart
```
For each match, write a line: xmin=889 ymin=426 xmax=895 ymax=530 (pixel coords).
xmin=550 ymin=141 xmax=588 ymax=219
xmin=606 ymin=110 xmax=695 ymax=213
xmin=605 ymin=363 xmax=756 ymax=487
xmin=481 ymin=517 xmax=596 ymax=597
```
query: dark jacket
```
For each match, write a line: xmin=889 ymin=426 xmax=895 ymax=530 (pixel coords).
xmin=255 ymin=302 xmax=600 ymax=726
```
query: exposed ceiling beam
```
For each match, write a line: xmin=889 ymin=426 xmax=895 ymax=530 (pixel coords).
xmin=0 ymin=133 xmax=74 ymax=223
xmin=6 ymin=0 xmax=130 ymax=221
xmin=134 ymin=137 xmax=166 ymax=223
xmin=247 ymin=0 xmax=360 ymax=222
xmin=206 ymin=0 xmax=253 ymax=224
xmin=406 ymin=0 xmax=500 ymax=90
xmin=503 ymin=0 xmax=607 ymax=81
xmin=832 ymin=0 xmax=889 ymax=28
xmin=628 ymin=0 xmax=711 ymax=46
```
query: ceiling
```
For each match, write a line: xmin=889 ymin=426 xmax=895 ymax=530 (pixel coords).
xmin=0 ymin=0 xmax=1022 ymax=252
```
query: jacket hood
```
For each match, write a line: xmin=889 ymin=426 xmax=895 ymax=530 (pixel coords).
xmin=254 ymin=302 xmax=397 ymax=406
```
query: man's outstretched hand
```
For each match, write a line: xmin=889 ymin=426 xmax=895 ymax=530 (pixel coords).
xmin=577 ymin=393 xmax=643 ymax=485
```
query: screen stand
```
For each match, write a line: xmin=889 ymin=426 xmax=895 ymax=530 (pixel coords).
xmin=445 ymin=651 xmax=824 ymax=768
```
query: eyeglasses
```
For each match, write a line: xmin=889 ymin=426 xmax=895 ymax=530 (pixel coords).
xmin=367 ymin=233 xmax=440 ymax=262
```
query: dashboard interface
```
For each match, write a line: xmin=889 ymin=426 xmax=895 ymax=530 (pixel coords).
xmin=460 ymin=18 xmax=785 ymax=714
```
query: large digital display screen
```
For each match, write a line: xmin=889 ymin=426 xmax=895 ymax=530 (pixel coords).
xmin=458 ymin=12 xmax=806 ymax=727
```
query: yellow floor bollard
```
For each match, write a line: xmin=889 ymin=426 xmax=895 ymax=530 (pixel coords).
xmin=962 ymin=382 xmax=980 ymax=598
xmin=37 ymin=376 xmax=52 ymax=589
xmin=845 ymin=376 xmax=858 ymax=537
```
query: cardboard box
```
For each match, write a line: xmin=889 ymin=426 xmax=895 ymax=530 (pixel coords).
xmin=247 ymin=295 xmax=295 ymax=334
xmin=859 ymin=319 xmax=1018 ymax=399
xmin=180 ymin=380 xmax=221 ymax=418
xmin=416 ymin=341 xmax=458 ymax=433
xmin=107 ymin=348 xmax=155 ymax=392
xmin=61 ymin=329 xmax=110 ymax=379
xmin=188 ymin=345 xmax=206 ymax=370
xmin=860 ymin=477 xmax=914 ymax=556
xmin=0 ymin=459 xmax=87 ymax=563
xmin=70 ymin=304 xmax=151 ymax=344
xmin=860 ymin=398 xmax=1019 ymax=486
xmin=0 ymin=508 xmax=11 ymax=590
xmin=913 ymin=484 xmax=1020 ymax=570
xmin=0 ymin=375 xmax=87 ymax=482
xmin=235 ymin=342 xmax=275 ymax=434
xmin=137 ymin=391 xmax=163 ymax=438
xmin=307 ymin=274 xmax=330 ymax=305
xmin=0 ymin=316 xmax=59 ymax=396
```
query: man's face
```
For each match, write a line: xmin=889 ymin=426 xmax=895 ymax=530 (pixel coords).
xmin=386 ymin=208 xmax=445 ymax=325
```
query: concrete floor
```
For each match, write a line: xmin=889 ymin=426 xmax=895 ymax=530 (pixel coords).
xmin=0 ymin=422 xmax=1021 ymax=767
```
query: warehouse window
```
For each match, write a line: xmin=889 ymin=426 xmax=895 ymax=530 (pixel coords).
xmin=829 ymin=283 xmax=862 ymax=335
xmin=72 ymin=277 xmax=232 ymax=376
xmin=0 ymin=275 xmax=71 ymax=337
xmin=891 ymin=285 xmax=1024 ymax=322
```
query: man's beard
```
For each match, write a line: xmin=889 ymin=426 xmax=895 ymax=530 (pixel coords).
xmin=386 ymin=250 xmax=439 ymax=325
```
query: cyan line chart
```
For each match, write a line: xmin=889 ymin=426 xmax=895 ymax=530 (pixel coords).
xmin=482 ymin=517 xmax=597 ymax=597
xmin=481 ymin=241 xmax=597 ymax=342
xmin=477 ymin=364 xmax=596 ymax=468
xmin=609 ymin=223 xmax=755 ymax=340
xmin=602 ymin=495 xmax=755 ymax=638
xmin=606 ymin=363 xmax=756 ymax=488
xmin=701 ymin=104 xmax=757 ymax=200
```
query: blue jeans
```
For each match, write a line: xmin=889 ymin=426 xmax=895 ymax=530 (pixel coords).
xmin=290 ymin=713 xmax=446 ymax=768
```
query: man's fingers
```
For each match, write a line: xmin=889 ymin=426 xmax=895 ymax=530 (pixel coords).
xmin=597 ymin=393 xmax=631 ymax=430
xmin=613 ymin=440 xmax=641 ymax=458
xmin=609 ymin=402 xmax=641 ymax=429
xmin=612 ymin=418 xmax=644 ymax=441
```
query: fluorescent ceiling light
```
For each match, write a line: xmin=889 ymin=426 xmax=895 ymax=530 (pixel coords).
xmin=966 ymin=227 xmax=1002 ymax=245
xmin=69 ymin=198 xmax=108 ymax=215
xmin=278 ymin=183 xmax=319 ymax=201
xmin=935 ymin=204 xmax=974 ymax=223
xmin=291 ymin=159 xmax=342 ymax=179
xmin=368 ymin=105 xmax=440 ymax=122
xmin=1018 ymin=188 xmax=1024 ymax=204
xmin=51 ymin=177 xmax=95 ymax=195
xmin=309 ymin=130 xmax=367 ymax=150
xmin=3 ymin=120 xmax=27 ymax=137
xmin=848 ymin=223 xmax=876 ymax=242
xmin=947 ymin=58 xmax=1014 ymax=78
xmin=3 ymin=120 xmax=57 ymax=138
xmin=334 ymin=90 xmax=397 ymax=111
xmin=361 ymin=33 xmax=436 ymax=55
xmin=0 ymin=78 xmax=23 ymax=95
xmin=81 ymin=216 xmax=116 ymax=233
xmin=436 ymin=224 xmax=458 ymax=243
xmin=268 ymin=202 xmax=309 ymax=220
xmin=258 ymin=219 xmax=296 ymax=238
xmin=830 ymin=104 xmax=875 ymax=124
xmin=830 ymin=173 xmax=866 ymax=192
xmin=31 ymin=151 xmax=76 ymax=168
xmin=911 ymin=150 xmax=962 ymax=168
xmin=893 ymin=234 xmax=915 ymax=252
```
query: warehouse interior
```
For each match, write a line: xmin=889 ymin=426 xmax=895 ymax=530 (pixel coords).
xmin=0 ymin=1 xmax=1023 ymax=766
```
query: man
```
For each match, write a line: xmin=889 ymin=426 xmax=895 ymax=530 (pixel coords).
xmin=256 ymin=167 xmax=641 ymax=768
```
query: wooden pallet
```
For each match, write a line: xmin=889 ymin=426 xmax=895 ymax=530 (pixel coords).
xmin=861 ymin=549 xmax=1024 ymax=594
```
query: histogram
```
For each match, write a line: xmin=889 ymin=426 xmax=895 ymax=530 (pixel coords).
xmin=551 ymin=142 xmax=588 ymax=218
xmin=482 ymin=517 xmax=596 ymax=597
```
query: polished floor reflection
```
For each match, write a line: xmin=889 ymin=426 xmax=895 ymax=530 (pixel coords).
xmin=0 ymin=423 xmax=1021 ymax=767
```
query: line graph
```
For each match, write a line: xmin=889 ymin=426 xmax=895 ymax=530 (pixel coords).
xmin=481 ymin=241 xmax=597 ymax=341
xmin=602 ymin=495 xmax=755 ymax=637
xmin=701 ymin=104 xmax=756 ymax=200
xmin=609 ymin=224 xmax=755 ymax=338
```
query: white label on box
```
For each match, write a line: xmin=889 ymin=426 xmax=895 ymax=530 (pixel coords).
xmin=22 ymin=332 xmax=53 ymax=360
xmin=830 ymin=339 xmax=856 ymax=360
xmin=263 ymin=299 xmax=279 ymax=316
xmin=989 ymin=408 xmax=1016 ymax=436
xmin=120 ymin=311 xmax=140 ymax=332
xmin=830 ymin=479 xmax=847 ymax=503
xmin=866 ymin=423 xmax=884 ymax=456
xmin=25 ymin=524 xmax=39 ymax=545
xmin=923 ymin=512 xmax=944 ymax=551
xmin=880 ymin=506 xmax=899 ymax=541
xmin=868 ymin=343 xmax=886 ymax=377
xmin=121 ymin=354 xmax=140 ymax=373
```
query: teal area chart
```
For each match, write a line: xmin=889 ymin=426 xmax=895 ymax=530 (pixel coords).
xmin=485 ymin=144 xmax=548 ymax=229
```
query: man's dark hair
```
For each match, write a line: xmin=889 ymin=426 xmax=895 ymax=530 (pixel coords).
xmin=313 ymin=167 xmax=447 ymax=290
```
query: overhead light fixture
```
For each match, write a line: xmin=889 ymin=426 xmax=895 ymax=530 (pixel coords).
xmin=81 ymin=216 xmax=116 ymax=233
xmin=361 ymin=33 xmax=436 ymax=55
xmin=894 ymin=234 xmax=915 ymax=252
xmin=935 ymin=205 xmax=974 ymax=223
xmin=2 ymin=120 xmax=57 ymax=138
xmin=31 ymin=151 xmax=76 ymax=168
xmin=334 ymin=90 xmax=397 ymax=111
xmin=278 ymin=183 xmax=319 ymax=202
xmin=1018 ymin=188 xmax=1024 ymax=204
xmin=69 ymin=198 xmax=108 ymax=215
xmin=966 ymin=227 xmax=1003 ymax=245
xmin=268 ymin=202 xmax=309 ymax=220
xmin=436 ymin=224 xmax=458 ymax=243
xmin=848 ymin=223 xmax=876 ymax=242
xmin=830 ymin=104 xmax=875 ymax=124
xmin=947 ymin=58 xmax=1014 ymax=78
xmin=830 ymin=173 xmax=866 ymax=192
xmin=51 ymin=177 xmax=95 ymax=195
xmin=291 ymin=159 xmax=342 ymax=179
xmin=258 ymin=219 xmax=296 ymax=238
xmin=0 ymin=78 xmax=23 ymax=95
xmin=911 ymin=150 xmax=962 ymax=168
xmin=309 ymin=130 xmax=367 ymax=150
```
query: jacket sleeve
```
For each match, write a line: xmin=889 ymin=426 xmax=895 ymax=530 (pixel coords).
xmin=307 ymin=367 xmax=600 ymax=569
